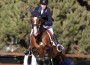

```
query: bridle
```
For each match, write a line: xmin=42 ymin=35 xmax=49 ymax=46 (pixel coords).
xmin=31 ymin=17 xmax=42 ymax=36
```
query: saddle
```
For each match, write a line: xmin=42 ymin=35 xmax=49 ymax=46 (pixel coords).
xmin=35 ymin=28 xmax=57 ymax=46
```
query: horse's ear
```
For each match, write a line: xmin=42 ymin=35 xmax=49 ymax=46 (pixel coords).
xmin=30 ymin=6 xmax=33 ymax=15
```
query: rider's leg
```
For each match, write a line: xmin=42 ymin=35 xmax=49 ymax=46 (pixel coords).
xmin=53 ymin=34 xmax=64 ymax=52
xmin=46 ymin=26 xmax=64 ymax=52
xmin=46 ymin=26 xmax=55 ymax=45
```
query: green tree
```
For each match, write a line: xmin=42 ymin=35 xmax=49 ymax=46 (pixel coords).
xmin=0 ymin=0 xmax=90 ymax=54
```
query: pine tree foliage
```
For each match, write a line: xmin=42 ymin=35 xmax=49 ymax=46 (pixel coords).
xmin=0 ymin=0 xmax=30 ymax=49
xmin=49 ymin=0 xmax=90 ymax=54
xmin=0 ymin=0 xmax=90 ymax=54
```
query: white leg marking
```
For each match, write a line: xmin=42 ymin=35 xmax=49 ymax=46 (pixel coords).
xmin=23 ymin=55 xmax=29 ymax=65
xmin=33 ymin=17 xmax=38 ymax=36
xmin=31 ymin=54 xmax=38 ymax=65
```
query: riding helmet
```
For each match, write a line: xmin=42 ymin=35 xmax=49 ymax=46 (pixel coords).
xmin=40 ymin=0 xmax=48 ymax=5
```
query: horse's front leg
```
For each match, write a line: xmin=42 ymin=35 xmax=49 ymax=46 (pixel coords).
xmin=30 ymin=35 xmax=40 ymax=62
xmin=42 ymin=33 xmax=51 ymax=65
xmin=30 ymin=35 xmax=44 ymax=65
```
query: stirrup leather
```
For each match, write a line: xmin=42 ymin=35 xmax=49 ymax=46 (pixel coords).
xmin=46 ymin=31 xmax=56 ymax=46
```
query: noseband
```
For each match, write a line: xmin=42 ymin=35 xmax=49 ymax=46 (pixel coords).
xmin=32 ymin=24 xmax=40 ymax=28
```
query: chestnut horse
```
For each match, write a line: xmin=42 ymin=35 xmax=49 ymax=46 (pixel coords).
xmin=29 ymin=16 xmax=65 ymax=65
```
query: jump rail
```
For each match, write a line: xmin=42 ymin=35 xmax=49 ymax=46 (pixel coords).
xmin=0 ymin=64 xmax=23 ymax=65
xmin=0 ymin=52 xmax=90 ymax=65
xmin=0 ymin=52 xmax=25 ymax=56
xmin=66 ymin=54 xmax=90 ymax=58
xmin=0 ymin=52 xmax=90 ymax=58
xmin=0 ymin=63 xmax=31 ymax=65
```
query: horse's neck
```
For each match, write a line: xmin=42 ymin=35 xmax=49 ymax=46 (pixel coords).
xmin=36 ymin=26 xmax=45 ymax=41
xmin=34 ymin=27 xmax=44 ymax=43
xmin=35 ymin=25 xmax=46 ymax=43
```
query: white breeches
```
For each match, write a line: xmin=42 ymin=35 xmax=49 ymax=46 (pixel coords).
xmin=43 ymin=26 xmax=54 ymax=34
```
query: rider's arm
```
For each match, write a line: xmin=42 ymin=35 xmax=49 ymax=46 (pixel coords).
xmin=45 ymin=8 xmax=53 ymax=26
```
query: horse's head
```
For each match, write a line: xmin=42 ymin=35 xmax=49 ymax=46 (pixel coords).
xmin=31 ymin=16 xmax=43 ymax=36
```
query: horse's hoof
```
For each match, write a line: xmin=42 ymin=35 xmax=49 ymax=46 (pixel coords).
xmin=44 ymin=59 xmax=50 ymax=64
xmin=44 ymin=57 xmax=50 ymax=64
xmin=24 ymin=49 xmax=30 ymax=55
xmin=36 ymin=58 xmax=43 ymax=64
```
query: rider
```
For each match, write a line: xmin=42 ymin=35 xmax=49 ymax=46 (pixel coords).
xmin=31 ymin=0 xmax=64 ymax=52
